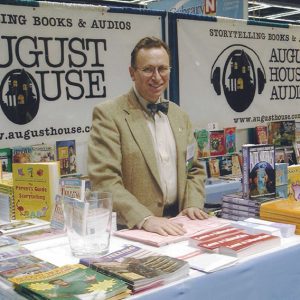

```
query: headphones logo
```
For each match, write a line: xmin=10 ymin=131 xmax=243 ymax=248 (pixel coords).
xmin=0 ymin=69 xmax=40 ymax=125
xmin=210 ymin=44 xmax=266 ymax=112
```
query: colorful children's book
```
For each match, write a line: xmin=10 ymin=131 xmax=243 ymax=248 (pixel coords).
xmin=255 ymin=125 xmax=268 ymax=144
xmin=208 ymin=157 xmax=220 ymax=177
xmin=194 ymin=129 xmax=210 ymax=158
xmin=268 ymin=121 xmax=295 ymax=147
xmin=59 ymin=176 xmax=91 ymax=201
xmin=12 ymin=162 xmax=60 ymax=221
xmin=12 ymin=146 xmax=33 ymax=163
xmin=224 ymin=127 xmax=236 ymax=154
xmin=56 ymin=140 xmax=77 ymax=175
xmin=9 ymin=264 xmax=128 ymax=300
xmin=0 ymin=148 xmax=12 ymax=172
xmin=242 ymin=144 xmax=276 ymax=199
xmin=31 ymin=144 xmax=55 ymax=163
xmin=209 ymin=130 xmax=225 ymax=156
xmin=287 ymin=164 xmax=300 ymax=201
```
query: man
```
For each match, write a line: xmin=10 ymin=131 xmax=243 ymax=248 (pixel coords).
xmin=88 ymin=36 xmax=208 ymax=236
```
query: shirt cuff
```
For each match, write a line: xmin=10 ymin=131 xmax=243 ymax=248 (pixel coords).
xmin=137 ymin=215 xmax=152 ymax=229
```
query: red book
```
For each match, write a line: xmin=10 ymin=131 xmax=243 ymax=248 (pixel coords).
xmin=209 ymin=130 xmax=225 ymax=156
xmin=219 ymin=233 xmax=280 ymax=258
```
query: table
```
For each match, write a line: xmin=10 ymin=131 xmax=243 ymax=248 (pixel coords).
xmin=2 ymin=234 xmax=300 ymax=300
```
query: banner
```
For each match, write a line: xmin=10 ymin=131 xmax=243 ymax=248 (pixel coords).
xmin=176 ymin=17 xmax=300 ymax=129
xmin=0 ymin=2 xmax=164 ymax=147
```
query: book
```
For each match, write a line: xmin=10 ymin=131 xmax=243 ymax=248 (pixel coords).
xmin=208 ymin=157 xmax=220 ymax=177
xmin=194 ymin=129 xmax=210 ymax=158
xmin=185 ymin=252 xmax=238 ymax=273
xmin=0 ymin=244 xmax=31 ymax=261
xmin=56 ymin=139 xmax=77 ymax=175
xmin=9 ymin=264 xmax=128 ymax=300
xmin=224 ymin=127 xmax=236 ymax=154
xmin=218 ymin=232 xmax=280 ymax=258
xmin=0 ymin=148 xmax=12 ymax=172
xmin=287 ymin=164 xmax=300 ymax=201
xmin=0 ymin=219 xmax=50 ymax=235
xmin=31 ymin=144 xmax=55 ymax=163
xmin=80 ymin=244 xmax=189 ymax=293
xmin=276 ymin=184 xmax=288 ymax=199
xmin=255 ymin=125 xmax=268 ymax=144
xmin=231 ymin=154 xmax=242 ymax=177
xmin=50 ymin=195 xmax=65 ymax=230
xmin=209 ymin=130 xmax=225 ymax=156
xmin=221 ymin=207 xmax=259 ymax=218
xmin=220 ymin=212 xmax=248 ymax=221
xmin=219 ymin=155 xmax=232 ymax=177
xmin=242 ymin=144 xmax=275 ymax=199
xmin=222 ymin=202 xmax=260 ymax=214
xmin=0 ymin=175 xmax=14 ymax=222
xmin=0 ymin=255 xmax=56 ymax=281
xmin=0 ymin=235 xmax=18 ymax=247
xmin=268 ymin=120 xmax=295 ymax=147
xmin=13 ymin=162 xmax=60 ymax=221
xmin=59 ymin=176 xmax=91 ymax=201
xmin=222 ymin=193 xmax=272 ymax=207
xmin=114 ymin=216 xmax=230 ymax=247
xmin=242 ymin=217 xmax=296 ymax=237
xmin=275 ymin=163 xmax=288 ymax=186
xmin=12 ymin=146 xmax=33 ymax=163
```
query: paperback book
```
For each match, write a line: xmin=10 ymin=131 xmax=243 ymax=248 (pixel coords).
xmin=31 ymin=144 xmax=56 ymax=163
xmin=242 ymin=144 xmax=275 ymax=199
xmin=13 ymin=162 xmax=60 ymax=221
xmin=194 ymin=129 xmax=210 ymax=158
xmin=9 ymin=264 xmax=128 ymax=300
xmin=287 ymin=164 xmax=300 ymax=201
xmin=80 ymin=244 xmax=189 ymax=293
xmin=224 ymin=127 xmax=236 ymax=154
xmin=0 ymin=148 xmax=12 ymax=172
xmin=56 ymin=140 xmax=77 ymax=175
xmin=255 ymin=125 xmax=268 ymax=144
xmin=0 ymin=219 xmax=50 ymax=235
xmin=209 ymin=130 xmax=226 ymax=156
xmin=268 ymin=120 xmax=295 ymax=147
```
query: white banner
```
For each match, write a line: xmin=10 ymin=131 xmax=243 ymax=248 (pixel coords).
xmin=177 ymin=17 xmax=300 ymax=129
xmin=0 ymin=2 xmax=163 ymax=147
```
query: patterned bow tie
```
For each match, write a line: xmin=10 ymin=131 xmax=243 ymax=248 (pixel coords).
xmin=147 ymin=102 xmax=169 ymax=115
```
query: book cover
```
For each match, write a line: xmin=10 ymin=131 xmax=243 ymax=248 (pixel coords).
xmin=242 ymin=144 xmax=275 ymax=199
xmin=0 ymin=235 xmax=18 ymax=247
xmin=276 ymin=184 xmax=288 ymax=199
xmin=221 ymin=212 xmax=247 ymax=221
xmin=287 ymin=164 xmax=300 ymax=201
xmin=208 ymin=157 xmax=220 ymax=177
xmin=222 ymin=202 xmax=260 ymax=214
xmin=12 ymin=146 xmax=33 ymax=163
xmin=0 ymin=148 xmax=12 ymax=172
xmin=275 ymin=163 xmax=288 ymax=186
xmin=255 ymin=125 xmax=268 ymax=144
xmin=275 ymin=147 xmax=286 ymax=164
xmin=59 ymin=177 xmax=91 ymax=201
xmin=294 ymin=141 xmax=300 ymax=164
xmin=284 ymin=146 xmax=297 ymax=166
xmin=50 ymin=195 xmax=65 ymax=230
xmin=56 ymin=140 xmax=77 ymax=175
xmin=219 ymin=155 xmax=232 ymax=177
xmin=0 ymin=244 xmax=31 ymax=261
xmin=9 ymin=264 xmax=128 ymax=300
xmin=114 ymin=216 xmax=230 ymax=247
xmin=194 ymin=129 xmax=210 ymax=158
xmin=222 ymin=193 xmax=272 ymax=207
xmin=224 ymin=127 xmax=236 ymax=154
xmin=0 ymin=219 xmax=50 ymax=235
xmin=13 ymin=162 xmax=60 ymax=221
xmin=209 ymin=130 xmax=225 ymax=156
xmin=80 ymin=244 xmax=188 ymax=292
xmin=221 ymin=207 xmax=259 ymax=218
xmin=268 ymin=121 xmax=295 ymax=147
xmin=231 ymin=154 xmax=242 ymax=177
xmin=31 ymin=144 xmax=55 ymax=163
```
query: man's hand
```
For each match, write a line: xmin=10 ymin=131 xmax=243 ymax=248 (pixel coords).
xmin=178 ymin=207 xmax=209 ymax=220
xmin=142 ymin=216 xmax=187 ymax=236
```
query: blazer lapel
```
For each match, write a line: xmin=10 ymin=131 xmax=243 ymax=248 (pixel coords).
xmin=123 ymin=91 xmax=162 ymax=192
xmin=168 ymin=106 xmax=187 ymax=205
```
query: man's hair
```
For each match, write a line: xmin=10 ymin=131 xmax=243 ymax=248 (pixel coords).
xmin=130 ymin=36 xmax=171 ymax=68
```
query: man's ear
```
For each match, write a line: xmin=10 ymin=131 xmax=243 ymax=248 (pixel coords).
xmin=129 ymin=66 xmax=135 ymax=81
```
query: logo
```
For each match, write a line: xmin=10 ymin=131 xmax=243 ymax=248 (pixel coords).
xmin=210 ymin=44 xmax=266 ymax=112
xmin=0 ymin=69 xmax=40 ymax=125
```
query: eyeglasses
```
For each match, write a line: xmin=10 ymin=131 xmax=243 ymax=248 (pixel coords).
xmin=136 ymin=65 xmax=171 ymax=77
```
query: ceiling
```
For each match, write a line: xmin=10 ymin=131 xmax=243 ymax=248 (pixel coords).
xmin=248 ymin=0 xmax=300 ymax=24
xmin=40 ymin=1 xmax=300 ymax=24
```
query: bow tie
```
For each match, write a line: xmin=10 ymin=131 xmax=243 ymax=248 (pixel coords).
xmin=147 ymin=102 xmax=169 ymax=115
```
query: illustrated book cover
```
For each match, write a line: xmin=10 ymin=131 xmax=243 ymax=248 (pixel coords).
xmin=0 ymin=148 xmax=12 ymax=172
xmin=0 ymin=219 xmax=50 ymax=235
xmin=31 ymin=144 xmax=56 ymax=163
xmin=9 ymin=264 xmax=128 ymax=300
xmin=56 ymin=140 xmax=77 ymax=175
xmin=59 ymin=176 xmax=91 ymax=201
xmin=12 ymin=146 xmax=33 ymax=164
xmin=287 ymin=164 xmax=300 ymax=201
xmin=224 ymin=127 xmax=236 ymax=154
xmin=242 ymin=144 xmax=276 ymax=199
xmin=13 ymin=162 xmax=60 ymax=221
xmin=80 ymin=244 xmax=188 ymax=293
xmin=255 ymin=125 xmax=268 ymax=144
xmin=268 ymin=120 xmax=295 ymax=147
xmin=194 ymin=128 xmax=210 ymax=158
xmin=209 ymin=130 xmax=226 ymax=156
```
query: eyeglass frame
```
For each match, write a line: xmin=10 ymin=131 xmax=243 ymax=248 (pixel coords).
xmin=135 ymin=65 xmax=172 ymax=77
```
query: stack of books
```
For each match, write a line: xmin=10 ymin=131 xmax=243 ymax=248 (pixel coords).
xmin=260 ymin=199 xmax=300 ymax=234
xmin=80 ymin=244 xmax=189 ymax=293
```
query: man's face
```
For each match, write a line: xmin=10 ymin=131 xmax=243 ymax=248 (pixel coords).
xmin=129 ymin=47 xmax=170 ymax=103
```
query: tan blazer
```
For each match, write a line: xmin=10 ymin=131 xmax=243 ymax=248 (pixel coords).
xmin=88 ymin=88 xmax=206 ymax=228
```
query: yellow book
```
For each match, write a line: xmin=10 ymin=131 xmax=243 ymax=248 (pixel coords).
xmin=260 ymin=211 xmax=300 ymax=226
xmin=13 ymin=162 xmax=60 ymax=221
xmin=287 ymin=165 xmax=300 ymax=201
xmin=260 ymin=198 xmax=300 ymax=219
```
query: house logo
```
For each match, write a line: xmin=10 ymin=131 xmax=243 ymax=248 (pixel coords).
xmin=210 ymin=44 xmax=266 ymax=112
xmin=0 ymin=69 xmax=40 ymax=125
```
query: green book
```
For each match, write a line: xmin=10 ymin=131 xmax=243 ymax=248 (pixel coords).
xmin=0 ymin=148 xmax=12 ymax=172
